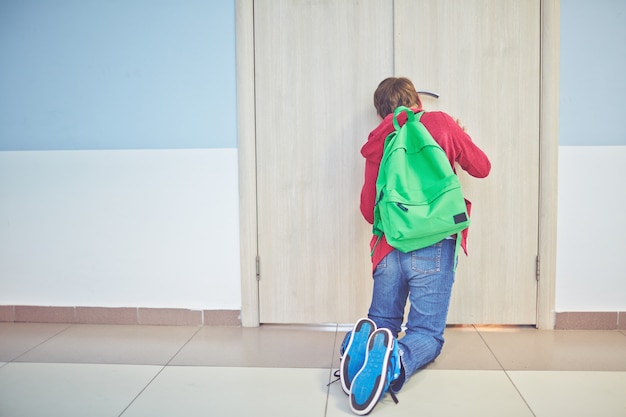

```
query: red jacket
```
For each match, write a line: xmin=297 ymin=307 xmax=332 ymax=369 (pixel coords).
xmin=360 ymin=108 xmax=491 ymax=270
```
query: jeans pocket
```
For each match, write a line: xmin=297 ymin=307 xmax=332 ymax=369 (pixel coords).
xmin=411 ymin=242 xmax=442 ymax=274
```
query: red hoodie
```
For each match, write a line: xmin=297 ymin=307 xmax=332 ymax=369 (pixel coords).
xmin=360 ymin=108 xmax=491 ymax=270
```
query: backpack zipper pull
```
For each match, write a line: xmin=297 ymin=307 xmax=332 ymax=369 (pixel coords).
xmin=396 ymin=203 xmax=408 ymax=212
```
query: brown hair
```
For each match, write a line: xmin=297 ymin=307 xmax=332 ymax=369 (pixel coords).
xmin=373 ymin=77 xmax=422 ymax=118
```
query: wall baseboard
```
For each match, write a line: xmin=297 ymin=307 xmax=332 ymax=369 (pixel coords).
xmin=555 ymin=311 xmax=626 ymax=330
xmin=3 ymin=306 xmax=624 ymax=330
xmin=0 ymin=305 xmax=241 ymax=326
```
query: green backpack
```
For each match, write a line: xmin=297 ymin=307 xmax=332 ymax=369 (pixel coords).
xmin=373 ymin=106 xmax=470 ymax=254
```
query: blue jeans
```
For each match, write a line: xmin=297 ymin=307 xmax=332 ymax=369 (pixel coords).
xmin=367 ymin=239 xmax=456 ymax=391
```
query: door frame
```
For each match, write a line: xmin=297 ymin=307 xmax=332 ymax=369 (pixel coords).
xmin=235 ymin=0 xmax=560 ymax=329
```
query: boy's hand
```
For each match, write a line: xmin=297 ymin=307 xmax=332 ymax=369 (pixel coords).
xmin=455 ymin=118 xmax=467 ymax=132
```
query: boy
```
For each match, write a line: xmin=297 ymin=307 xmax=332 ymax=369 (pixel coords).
xmin=340 ymin=77 xmax=491 ymax=415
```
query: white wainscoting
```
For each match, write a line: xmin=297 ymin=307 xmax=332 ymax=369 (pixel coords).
xmin=0 ymin=148 xmax=241 ymax=310
xmin=556 ymin=145 xmax=626 ymax=311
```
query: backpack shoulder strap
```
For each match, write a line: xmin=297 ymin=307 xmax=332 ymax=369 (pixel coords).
xmin=392 ymin=106 xmax=415 ymax=130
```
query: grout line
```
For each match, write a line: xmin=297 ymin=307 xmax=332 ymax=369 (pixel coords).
xmin=8 ymin=323 xmax=73 ymax=363
xmin=117 ymin=363 xmax=167 ymax=417
xmin=117 ymin=325 xmax=203 ymax=417
xmin=473 ymin=325 xmax=537 ymax=417
xmin=324 ymin=323 xmax=340 ymax=417
xmin=472 ymin=325 xmax=506 ymax=371
xmin=164 ymin=325 xmax=204 ymax=366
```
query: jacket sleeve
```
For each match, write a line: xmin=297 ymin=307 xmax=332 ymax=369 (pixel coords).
xmin=442 ymin=113 xmax=491 ymax=178
xmin=360 ymin=158 xmax=378 ymax=225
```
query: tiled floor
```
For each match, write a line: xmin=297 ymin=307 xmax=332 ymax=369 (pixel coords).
xmin=0 ymin=323 xmax=625 ymax=417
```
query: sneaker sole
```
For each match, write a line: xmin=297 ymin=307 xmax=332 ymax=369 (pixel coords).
xmin=339 ymin=318 xmax=376 ymax=395
xmin=349 ymin=328 xmax=394 ymax=415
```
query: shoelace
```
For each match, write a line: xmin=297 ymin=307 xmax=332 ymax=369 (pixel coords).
xmin=326 ymin=369 xmax=399 ymax=404
xmin=326 ymin=370 xmax=341 ymax=386
xmin=389 ymin=390 xmax=399 ymax=404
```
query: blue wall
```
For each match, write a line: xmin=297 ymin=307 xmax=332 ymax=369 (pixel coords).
xmin=560 ymin=0 xmax=626 ymax=146
xmin=0 ymin=0 xmax=237 ymax=151
xmin=4 ymin=0 xmax=624 ymax=150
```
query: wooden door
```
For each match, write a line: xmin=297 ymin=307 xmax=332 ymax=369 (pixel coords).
xmin=254 ymin=0 xmax=540 ymax=324
xmin=394 ymin=0 xmax=540 ymax=323
xmin=254 ymin=0 xmax=393 ymax=323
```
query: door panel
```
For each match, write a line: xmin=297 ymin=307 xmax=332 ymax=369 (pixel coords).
xmin=254 ymin=0 xmax=393 ymax=323
xmin=395 ymin=0 xmax=540 ymax=323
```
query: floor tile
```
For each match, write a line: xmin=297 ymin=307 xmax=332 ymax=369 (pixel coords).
xmin=327 ymin=370 xmax=533 ymax=417
xmin=477 ymin=328 xmax=626 ymax=370
xmin=509 ymin=371 xmax=626 ymax=417
xmin=0 ymin=323 xmax=70 ymax=361
xmin=0 ymin=362 xmax=161 ymax=417
xmin=426 ymin=326 xmax=502 ymax=370
xmin=171 ymin=324 xmax=337 ymax=368
xmin=15 ymin=324 xmax=200 ymax=365
xmin=121 ymin=366 xmax=331 ymax=417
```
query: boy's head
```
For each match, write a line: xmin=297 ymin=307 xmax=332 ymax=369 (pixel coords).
xmin=373 ymin=77 xmax=422 ymax=119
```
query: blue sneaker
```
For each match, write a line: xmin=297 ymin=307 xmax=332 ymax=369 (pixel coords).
xmin=349 ymin=328 xmax=401 ymax=415
xmin=339 ymin=318 xmax=377 ymax=395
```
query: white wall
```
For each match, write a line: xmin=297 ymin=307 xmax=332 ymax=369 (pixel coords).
xmin=555 ymin=146 xmax=626 ymax=311
xmin=0 ymin=149 xmax=241 ymax=310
